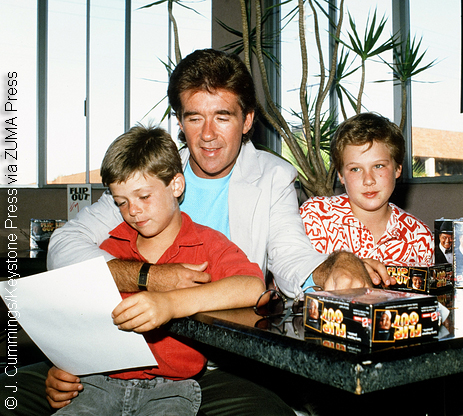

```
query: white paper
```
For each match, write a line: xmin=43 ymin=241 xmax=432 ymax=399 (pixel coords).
xmin=0 ymin=257 xmax=157 ymax=375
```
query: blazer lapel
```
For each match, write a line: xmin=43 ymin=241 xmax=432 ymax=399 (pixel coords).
xmin=229 ymin=143 xmax=261 ymax=255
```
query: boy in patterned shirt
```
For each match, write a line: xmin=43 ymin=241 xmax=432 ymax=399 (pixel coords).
xmin=300 ymin=112 xmax=433 ymax=267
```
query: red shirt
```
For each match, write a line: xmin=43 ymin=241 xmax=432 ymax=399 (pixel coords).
xmin=100 ymin=212 xmax=263 ymax=380
xmin=300 ymin=194 xmax=434 ymax=267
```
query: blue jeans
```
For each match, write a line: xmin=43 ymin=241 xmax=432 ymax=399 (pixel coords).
xmin=0 ymin=361 xmax=295 ymax=415
xmin=54 ymin=375 xmax=201 ymax=416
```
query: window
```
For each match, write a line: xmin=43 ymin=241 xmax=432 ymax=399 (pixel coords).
xmin=47 ymin=0 xmax=90 ymax=185
xmin=3 ymin=1 xmax=37 ymax=186
xmin=281 ymin=1 xmax=393 ymax=123
xmin=279 ymin=0 xmax=462 ymax=182
xmin=410 ymin=0 xmax=463 ymax=178
xmin=3 ymin=0 xmax=211 ymax=187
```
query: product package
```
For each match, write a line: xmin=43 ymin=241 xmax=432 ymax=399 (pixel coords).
xmin=304 ymin=288 xmax=439 ymax=347
xmin=453 ymin=221 xmax=463 ymax=287
xmin=434 ymin=218 xmax=463 ymax=287
xmin=30 ymin=219 xmax=67 ymax=255
xmin=385 ymin=264 xmax=453 ymax=294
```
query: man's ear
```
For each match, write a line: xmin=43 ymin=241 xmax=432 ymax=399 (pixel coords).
xmin=242 ymin=111 xmax=255 ymax=134
xmin=171 ymin=173 xmax=185 ymax=198
xmin=177 ymin=116 xmax=184 ymax=133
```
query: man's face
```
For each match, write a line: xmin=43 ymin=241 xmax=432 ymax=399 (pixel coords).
xmin=439 ymin=233 xmax=453 ymax=250
xmin=412 ymin=275 xmax=423 ymax=289
xmin=309 ymin=300 xmax=319 ymax=319
xmin=177 ymin=88 xmax=254 ymax=179
xmin=379 ymin=312 xmax=391 ymax=330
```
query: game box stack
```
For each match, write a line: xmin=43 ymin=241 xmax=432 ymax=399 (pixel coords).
xmin=30 ymin=219 xmax=67 ymax=255
xmin=304 ymin=288 xmax=439 ymax=347
xmin=385 ymin=264 xmax=453 ymax=294
xmin=434 ymin=218 xmax=463 ymax=287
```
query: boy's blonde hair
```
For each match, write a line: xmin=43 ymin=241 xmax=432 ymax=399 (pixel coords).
xmin=330 ymin=112 xmax=405 ymax=173
xmin=101 ymin=124 xmax=182 ymax=187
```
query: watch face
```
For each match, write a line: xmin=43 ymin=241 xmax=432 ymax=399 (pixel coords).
xmin=138 ymin=274 xmax=148 ymax=286
xmin=138 ymin=263 xmax=150 ymax=289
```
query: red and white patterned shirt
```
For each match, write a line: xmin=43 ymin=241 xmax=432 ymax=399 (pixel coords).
xmin=300 ymin=194 xmax=434 ymax=267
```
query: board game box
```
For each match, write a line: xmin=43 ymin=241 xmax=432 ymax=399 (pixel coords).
xmin=304 ymin=288 xmax=439 ymax=346
xmin=385 ymin=264 xmax=453 ymax=294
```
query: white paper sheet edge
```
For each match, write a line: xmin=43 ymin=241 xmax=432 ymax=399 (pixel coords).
xmin=0 ymin=256 xmax=157 ymax=375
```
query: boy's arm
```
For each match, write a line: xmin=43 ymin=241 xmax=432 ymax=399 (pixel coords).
xmin=112 ymin=274 xmax=265 ymax=333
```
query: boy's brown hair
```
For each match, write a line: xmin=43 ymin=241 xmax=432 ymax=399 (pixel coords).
xmin=101 ymin=124 xmax=182 ymax=187
xmin=330 ymin=112 xmax=405 ymax=173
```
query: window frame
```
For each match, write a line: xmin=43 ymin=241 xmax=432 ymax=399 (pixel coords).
xmin=271 ymin=0 xmax=463 ymax=185
xmin=15 ymin=0 xmax=463 ymax=187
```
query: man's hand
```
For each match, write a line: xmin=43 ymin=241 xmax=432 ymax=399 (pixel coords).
xmin=45 ymin=366 xmax=83 ymax=409
xmin=112 ymin=292 xmax=175 ymax=333
xmin=313 ymin=251 xmax=372 ymax=290
xmin=108 ymin=259 xmax=211 ymax=292
xmin=148 ymin=262 xmax=211 ymax=291
xmin=361 ymin=258 xmax=395 ymax=287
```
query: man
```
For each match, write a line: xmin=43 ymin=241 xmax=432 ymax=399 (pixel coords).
xmin=435 ymin=221 xmax=454 ymax=264
xmin=9 ymin=49 xmax=391 ymax=416
xmin=48 ymin=49 xmax=389 ymax=295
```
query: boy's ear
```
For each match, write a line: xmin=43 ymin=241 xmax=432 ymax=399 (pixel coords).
xmin=337 ymin=171 xmax=345 ymax=186
xmin=395 ymin=164 xmax=403 ymax=179
xmin=171 ymin=173 xmax=185 ymax=198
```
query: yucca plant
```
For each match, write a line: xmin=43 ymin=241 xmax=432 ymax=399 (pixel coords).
xmin=381 ymin=34 xmax=436 ymax=131
xmin=229 ymin=0 xmax=435 ymax=197
xmin=337 ymin=9 xmax=396 ymax=113
xmin=141 ymin=0 xmax=435 ymax=197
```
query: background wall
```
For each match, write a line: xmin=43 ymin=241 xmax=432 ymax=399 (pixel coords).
xmin=1 ymin=188 xmax=105 ymax=253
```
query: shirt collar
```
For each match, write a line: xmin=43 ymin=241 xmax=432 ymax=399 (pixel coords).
xmin=336 ymin=194 xmax=403 ymax=241
xmin=108 ymin=212 xmax=204 ymax=258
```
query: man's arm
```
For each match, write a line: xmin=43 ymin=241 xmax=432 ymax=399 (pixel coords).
xmin=312 ymin=251 xmax=378 ymax=290
xmin=48 ymin=192 xmax=211 ymax=291
xmin=47 ymin=191 xmax=122 ymax=270
xmin=264 ymin=162 xmax=328 ymax=297
xmin=108 ymin=259 xmax=211 ymax=292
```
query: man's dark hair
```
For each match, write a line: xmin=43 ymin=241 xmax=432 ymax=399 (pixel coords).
xmin=168 ymin=49 xmax=257 ymax=143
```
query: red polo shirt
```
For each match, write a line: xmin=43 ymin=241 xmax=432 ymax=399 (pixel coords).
xmin=100 ymin=212 xmax=263 ymax=380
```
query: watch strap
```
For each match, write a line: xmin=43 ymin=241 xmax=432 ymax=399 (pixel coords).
xmin=137 ymin=262 xmax=152 ymax=291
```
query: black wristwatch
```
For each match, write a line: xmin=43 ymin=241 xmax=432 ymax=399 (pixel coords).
xmin=137 ymin=263 xmax=152 ymax=291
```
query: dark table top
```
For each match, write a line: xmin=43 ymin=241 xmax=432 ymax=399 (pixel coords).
xmin=167 ymin=288 xmax=463 ymax=395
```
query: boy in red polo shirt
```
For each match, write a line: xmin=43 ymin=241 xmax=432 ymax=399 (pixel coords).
xmin=52 ymin=125 xmax=265 ymax=415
